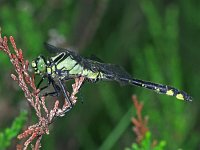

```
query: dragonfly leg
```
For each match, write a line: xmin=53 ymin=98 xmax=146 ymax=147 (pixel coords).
xmin=58 ymin=79 xmax=73 ymax=108
xmin=37 ymin=76 xmax=46 ymax=89
xmin=37 ymin=75 xmax=52 ymax=93
xmin=43 ymin=81 xmax=61 ymax=97
xmin=40 ymin=85 xmax=48 ymax=92
xmin=39 ymin=76 xmax=61 ymax=97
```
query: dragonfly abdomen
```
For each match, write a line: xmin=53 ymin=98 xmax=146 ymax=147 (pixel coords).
xmin=117 ymin=77 xmax=192 ymax=101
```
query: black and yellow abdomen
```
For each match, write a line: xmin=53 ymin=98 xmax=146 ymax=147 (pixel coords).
xmin=118 ymin=77 xmax=192 ymax=101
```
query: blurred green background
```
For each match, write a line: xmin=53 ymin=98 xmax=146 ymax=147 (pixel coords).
xmin=0 ymin=0 xmax=199 ymax=149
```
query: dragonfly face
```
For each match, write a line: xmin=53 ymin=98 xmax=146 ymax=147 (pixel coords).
xmin=31 ymin=56 xmax=48 ymax=75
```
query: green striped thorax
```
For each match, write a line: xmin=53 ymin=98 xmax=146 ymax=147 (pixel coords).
xmin=32 ymin=52 xmax=104 ymax=81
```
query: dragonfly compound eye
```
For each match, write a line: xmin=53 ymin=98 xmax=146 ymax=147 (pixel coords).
xmin=37 ymin=57 xmax=47 ymax=73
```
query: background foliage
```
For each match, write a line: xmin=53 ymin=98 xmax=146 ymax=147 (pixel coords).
xmin=0 ymin=0 xmax=199 ymax=149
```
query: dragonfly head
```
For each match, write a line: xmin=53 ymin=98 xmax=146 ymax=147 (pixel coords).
xmin=31 ymin=56 xmax=47 ymax=75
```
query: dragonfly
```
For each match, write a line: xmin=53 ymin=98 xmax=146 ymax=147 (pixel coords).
xmin=31 ymin=43 xmax=192 ymax=110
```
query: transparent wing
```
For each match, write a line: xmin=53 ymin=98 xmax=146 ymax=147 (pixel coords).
xmin=97 ymin=63 xmax=132 ymax=80
xmin=85 ymin=59 xmax=132 ymax=84
xmin=44 ymin=42 xmax=77 ymax=55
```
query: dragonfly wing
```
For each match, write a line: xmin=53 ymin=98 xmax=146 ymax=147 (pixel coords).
xmin=44 ymin=42 xmax=77 ymax=55
xmin=87 ymin=60 xmax=132 ymax=84
xmin=44 ymin=42 xmax=65 ymax=53
xmin=102 ymin=64 xmax=132 ymax=79
xmin=89 ymin=55 xmax=105 ymax=63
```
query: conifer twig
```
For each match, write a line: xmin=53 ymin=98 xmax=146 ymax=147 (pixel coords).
xmin=131 ymin=95 xmax=149 ymax=143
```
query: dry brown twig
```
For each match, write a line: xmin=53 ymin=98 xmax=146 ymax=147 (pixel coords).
xmin=131 ymin=96 xmax=165 ymax=148
xmin=131 ymin=95 xmax=149 ymax=143
xmin=0 ymin=30 xmax=84 ymax=150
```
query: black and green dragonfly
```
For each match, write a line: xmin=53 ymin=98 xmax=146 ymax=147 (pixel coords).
xmin=31 ymin=43 xmax=192 ymax=109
